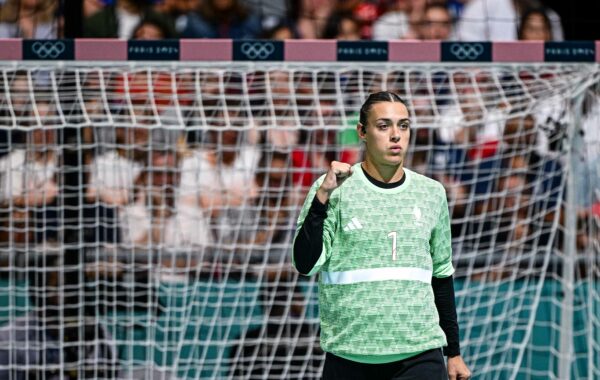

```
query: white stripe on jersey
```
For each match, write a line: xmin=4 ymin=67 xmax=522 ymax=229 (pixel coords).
xmin=321 ymin=267 xmax=432 ymax=285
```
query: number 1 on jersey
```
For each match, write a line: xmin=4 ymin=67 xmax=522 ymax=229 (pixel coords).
xmin=388 ymin=231 xmax=397 ymax=261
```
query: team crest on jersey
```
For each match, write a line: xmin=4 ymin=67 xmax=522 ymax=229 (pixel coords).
xmin=413 ymin=207 xmax=423 ymax=227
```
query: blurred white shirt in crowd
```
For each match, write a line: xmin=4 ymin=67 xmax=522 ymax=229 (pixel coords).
xmin=88 ymin=150 xmax=143 ymax=206
xmin=120 ymin=193 xmax=213 ymax=249
xmin=179 ymin=145 xmax=260 ymax=244
xmin=0 ymin=150 xmax=56 ymax=203
xmin=372 ymin=11 xmax=410 ymax=40
xmin=457 ymin=0 xmax=563 ymax=41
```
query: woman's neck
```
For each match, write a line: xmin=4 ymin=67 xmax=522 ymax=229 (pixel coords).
xmin=361 ymin=158 xmax=404 ymax=183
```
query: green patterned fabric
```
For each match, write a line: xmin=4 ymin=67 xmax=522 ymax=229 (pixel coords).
xmin=294 ymin=164 xmax=454 ymax=359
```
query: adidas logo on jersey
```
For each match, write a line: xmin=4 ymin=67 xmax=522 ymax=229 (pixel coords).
xmin=343 ymin=217 xmax=363 ymax=232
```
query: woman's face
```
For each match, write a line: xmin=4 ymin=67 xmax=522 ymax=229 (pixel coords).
xmin=134 ymin=23 xmax=165 ymax=40
xmin=359 ymin=101 xmax=411 ymax=168
xmin=420 ymin=7 xmax=452 ymax=40
xmin=271 ymin=26 xmax=294 ymax=40
xmin=337 ymin=18 xmax=361 ymax=40
xmin=520 ymin=13 xmax=551 ymax=41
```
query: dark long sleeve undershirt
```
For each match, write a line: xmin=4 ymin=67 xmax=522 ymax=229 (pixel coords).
xmin=432 ymin=275 xmax=460 ymax=357
xmin=293 ymin=195 xmax=328 ymax=275
xmin=293 ymin=169 xmax=460 ymax=357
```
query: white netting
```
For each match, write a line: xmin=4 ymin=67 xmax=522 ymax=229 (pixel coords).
xmin=0 ymin=62 xmax=598 ymax=379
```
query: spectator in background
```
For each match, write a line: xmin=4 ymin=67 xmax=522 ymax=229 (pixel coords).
xmin=181 ymin=0 xmax=261 ymax=39
xmin=251 ymin=151 xmax=298 ymax=248
xmin=84 ymin=122 xmax=151 ymax=245
xmin=296 ymin=0 xmax=335 ymax=38
xmin=179 ymin=109 xmax=260 ymax=245
xmin=0 ymin=0 xmax=58 ymax=38
xmin=292 ymin=76 xmax=359 ymax=189
xmin=407 ymin=101 xmax=437 ymax=176
xmin=261 ymin=21 xmax=299 ymax=39
xmin=256 ymin=1 xmax=306 ymax=39
xmin=435 ymin=71 xmax=505 ymax=150
xmin=241 ymin=0 xmax=289 ymax=32
xmin=404 ymin=0 xmax=429 ymax=39
xmin=457 ymin=0 xmax=563 ymax=41
xmin=6 ymin=72 xmax=36 ymax=122
xmin=518 ymin=8 xmax=552 ymax=40
xmin=456 ymin=113 xmax=562 ymax=247
xmin=459 ymin=169 xmax=534 ymax=252
xmin=578 ymin=88 xmax=600 ymax=230
xmin=502 ymin=114 xmax=562 ymax=219
xmin=260 ymin=70 xmax=301 ymax=149
xmin=120 ymin=142 xmax=212 ymax=248
xmin=374 ymin=0 xmax=451 ymax=40
xmin=322 ymin=12 xmax=361 ymax=40
xmin=0 ymin=101 xmax=60 ymax=245
xmin=84 ymin=0 xmax=175 ymax=39
xmin=419 ymin=3 xmax=454 ymax=40
xmin=84 ymin=0 xmax=105 ymax=18
xmin=232 ymin=150 xmax=299 ymax=264
xmin=87 ymin=126 xmax=148 ymax=208
xmin=334 ymin=0 xmax=384 ymax=39
xmin=431 ymin=71 xmax=512 ymax=217
xmin=372 ymin=0 xmax=411 ymax=40
xmin=0 ymin=72 xmax=28 ymax=160
xmin=573 ymin=94 xmax=599 ymax=257
xmin=131 ymin=15 xmax=177 ymax=39
xmin=111 ymin=69 xmax=193 ymax=122
xmin=414 ymin=102 xmax=471 ymax=239
xmin=154 ymin=0 xmax=201 ymax=36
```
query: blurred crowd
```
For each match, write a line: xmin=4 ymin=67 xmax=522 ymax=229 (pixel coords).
xmin=0 ymin=65 xmax=597 ymax=262
xmin=0 ymin=0 xmax=566 ymax=42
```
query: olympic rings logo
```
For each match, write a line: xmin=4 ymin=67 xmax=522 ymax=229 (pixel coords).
xmin=240 ymin=42 xmax=275 ymax=60
xmin=31 ymin=41 xmax=66 ymax=59
xmin=449 ymin=43 xmax=484 ymax=60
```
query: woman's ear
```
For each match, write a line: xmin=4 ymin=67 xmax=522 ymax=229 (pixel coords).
xmin=357 ymin=123 xmax=366 ymax=140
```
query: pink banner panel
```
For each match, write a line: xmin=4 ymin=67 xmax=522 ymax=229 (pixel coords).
xmin=0 ymin=39 xmax=22 ymax=60
xmin=388 ymin=41 xmax=441 ymax=62
xmin=493 ymin=41 xmax=544 ymax=62
xmin=180 ymin=39 xmax=232 ymax=61
xmin=75 ymin=39 xmax=127 ymax=60
xmin=285 ymin=40 xmax=336 ymax=61
xmin=596 ymin=41 xmax=600 ymax=62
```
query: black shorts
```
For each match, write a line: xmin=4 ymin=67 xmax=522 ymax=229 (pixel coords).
xmin=322 ymin=348 xmax=448 ymax=380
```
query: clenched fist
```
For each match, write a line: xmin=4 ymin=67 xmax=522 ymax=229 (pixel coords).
xmin=316 ymin=161 xmax=353 ymax=204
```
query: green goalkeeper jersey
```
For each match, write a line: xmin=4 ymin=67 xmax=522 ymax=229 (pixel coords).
xmin=294 ymin=163 xmax=454 ymax=359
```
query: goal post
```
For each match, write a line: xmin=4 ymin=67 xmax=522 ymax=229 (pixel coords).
xmin=0 ymin=39 xmax=598 ymax=380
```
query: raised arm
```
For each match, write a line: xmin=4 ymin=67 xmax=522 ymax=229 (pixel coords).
xmin=293 ymin=161 xmax=352 ymax=275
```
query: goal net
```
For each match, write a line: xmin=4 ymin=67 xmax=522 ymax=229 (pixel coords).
xmin=0 ymin=61 xmax=598 ymax=380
